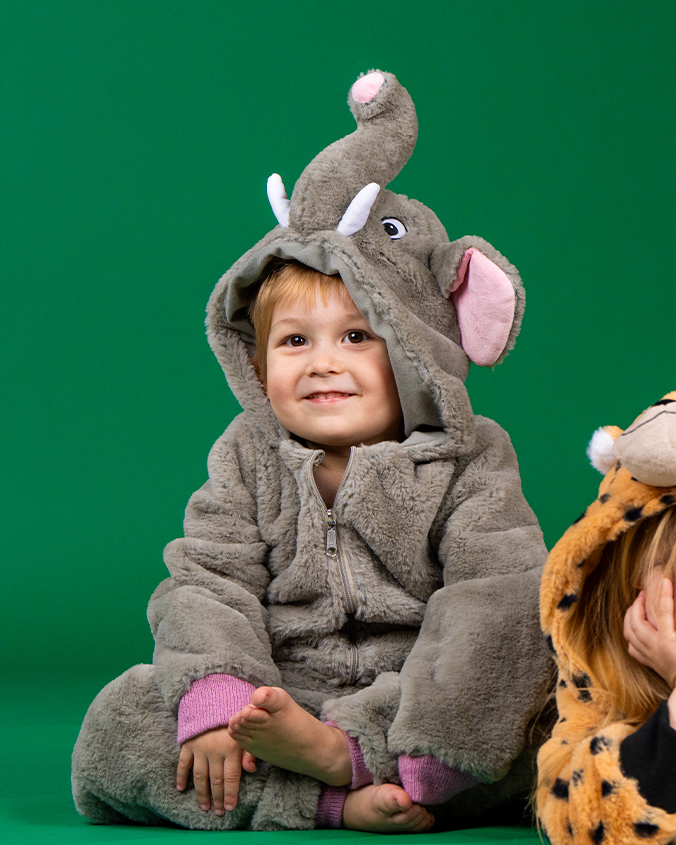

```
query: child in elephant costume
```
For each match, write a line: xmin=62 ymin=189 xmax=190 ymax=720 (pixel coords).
xmin=72 ymin=70 xmax=552 ymax=832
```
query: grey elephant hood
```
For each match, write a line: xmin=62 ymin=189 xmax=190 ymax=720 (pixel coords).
xmin=206 ymin=71 xmax=525 ymax=455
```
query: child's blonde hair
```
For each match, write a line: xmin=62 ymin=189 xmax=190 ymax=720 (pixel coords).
xmin=537 ymin=506 xmax=676 ymax=809
xmin=248 ymin=261 xmax=352 ymax=383
xmin=565 ymin=505 xmax=676 ymax=726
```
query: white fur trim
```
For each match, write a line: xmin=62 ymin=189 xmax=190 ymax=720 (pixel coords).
xmin=587 ymin=428 xmax=618 ymax=475
xmin=336 ymin=183 xmax=380 ymax=236
xmin=267 ymin=173 xmax=290 ymax=227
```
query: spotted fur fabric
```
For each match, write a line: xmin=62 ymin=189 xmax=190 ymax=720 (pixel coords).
xmin=537 ymin=393 xmax=676 ymax=844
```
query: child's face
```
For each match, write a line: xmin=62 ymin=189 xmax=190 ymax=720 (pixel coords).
xmin=265 ymin=287 xmax=404 ymax=454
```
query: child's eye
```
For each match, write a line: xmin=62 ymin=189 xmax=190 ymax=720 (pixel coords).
xmin=344 ymin=331 xmax=367 ymax=344
xmin=285 ymin=335 xmax=307 ymax=347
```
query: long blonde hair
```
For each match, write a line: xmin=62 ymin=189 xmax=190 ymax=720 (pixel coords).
xmin=537 ymin=506 xmax=676 ymax=810
xmin=564 ymin=506 xmax=676 ymax=726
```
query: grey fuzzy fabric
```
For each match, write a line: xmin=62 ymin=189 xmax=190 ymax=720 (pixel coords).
xmin=72 ymin=69 xmax=551 ymax=830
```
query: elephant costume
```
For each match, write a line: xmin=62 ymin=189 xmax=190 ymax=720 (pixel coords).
xmin=72 ymin=70 xmax=552 ymax=830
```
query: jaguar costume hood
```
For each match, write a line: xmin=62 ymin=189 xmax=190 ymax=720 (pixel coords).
xmin=538 ymin=393 xmax=676 ymax=845
xmin=207 ymin=70 xmax=524 ymax=443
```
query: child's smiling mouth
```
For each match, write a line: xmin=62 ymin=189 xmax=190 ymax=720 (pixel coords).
xmin=304 ymin=391 xmax=355 ymax=402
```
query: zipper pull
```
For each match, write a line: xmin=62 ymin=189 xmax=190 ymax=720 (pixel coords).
xmin=325 ymin=509 xmax=338 ymax=558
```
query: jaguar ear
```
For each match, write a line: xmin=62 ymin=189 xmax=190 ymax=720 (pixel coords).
xmin=587 ymin=426 xmax=623 ymax=475
xmin=614 ymin=394 xmax=676 ymax=486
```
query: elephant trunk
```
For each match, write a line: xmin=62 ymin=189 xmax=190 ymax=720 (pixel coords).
xmin=289 ymin=71 xmax=418 ymax=234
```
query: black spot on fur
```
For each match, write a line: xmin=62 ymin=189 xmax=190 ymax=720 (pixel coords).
xmin=590 ymin=736 xmax=610 ymax=755
xmin=573 ymin=672 xmax=591 ymax=689
xmin=558 ymin=593 xmax=579 ymax=610
xmin=573 ymin=672 xmax=592 ymax=701
xmin=634 ymin=822 xmax=660 ymax=838
xmin=546 ymin=634 xmax=556 ymax=654
xmin=572 ymin=770 xmax=584 ymax=786
xmin=559 ymin=678 xmax=567 ymax=688
xmin=560 ymin=717 xmax=567 ymax=723
xmin=568 ymin=822 xmax=574 ymax=839
xmin=661 ymin=494 xmax=676 ymax=506
xmin=551 ymin=778 xmax=569 ymax=800
xmin=576 ymin=558 xmax=587 ymax=569
xmin=625 ymin=506 xmax=644 ymax=522
xmin=590 ymin=821 xmax=605 ymax=844
xmin=599 ymin=493 xmax=610 ymax=504
xmin=601 ymin=780 xmax=614 ymax=797
xmin=652 ymin=398 xmax=675 ymax=406
xmin=573 ymin=511 xmax=587 ymax=524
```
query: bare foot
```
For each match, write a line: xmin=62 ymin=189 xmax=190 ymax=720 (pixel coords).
xmin=343 ymin=784 xmax=435 ymax=833
xmin=228 ymin=686 xmax=352 ymax=786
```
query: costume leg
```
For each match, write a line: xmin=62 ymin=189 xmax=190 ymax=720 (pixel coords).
xmin=72 ymin=665 xmax=320 ymax=830
xmin=320 ymin=671 xmax=401 ymax=785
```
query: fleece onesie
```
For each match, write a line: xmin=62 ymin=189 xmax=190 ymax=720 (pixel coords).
xmin=72 ymin=69 xmax=552 ymax=831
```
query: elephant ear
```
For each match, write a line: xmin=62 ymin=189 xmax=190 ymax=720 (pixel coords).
xmin=450 ymin=248 xmax=517 ymax=367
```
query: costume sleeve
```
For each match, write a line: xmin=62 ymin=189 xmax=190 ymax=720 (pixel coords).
xmin=386 ymin=417 xmax=552 ymax=782
xmin=619 ymin=701 xmax=676 ymax=815
xmin=147 ymin=414 xmax=281 ymax=715
xmin=537 ymin=678 xmax=676 ymax=844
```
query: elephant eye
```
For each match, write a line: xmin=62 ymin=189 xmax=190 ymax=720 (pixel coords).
xmin=381 ymin=218 xmax=407 ymax=240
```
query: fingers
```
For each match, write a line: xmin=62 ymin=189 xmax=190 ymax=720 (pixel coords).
xmin=176 ymin=734 xmax=253 ymax=816
xmin=191 ymin=751 xmax=213 ymax=812
xmin=176 ymin=745 xmax=193 ymax=792
xmin=242 ymin=751 xmax=258 ymax=773
xmin=624 ymin=592 xmax=658 ymax=665
xmin=656 ymin=578 xmax=676 ymax=635
xmin=219 ymin=750 xmax=244 ymax=813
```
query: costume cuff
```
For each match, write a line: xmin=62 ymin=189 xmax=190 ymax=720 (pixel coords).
xmin=620 ymin=699 xmax=676 ymax=814
xmin=398 ymin=754 xmax=480 ymax=805
xmin=315 ymin=786 xmax=348 ymax=828
xmin=177 ymin=674 xmax=255 ymax=744
xmin=324 ymin=721 xmax=374 ymax=790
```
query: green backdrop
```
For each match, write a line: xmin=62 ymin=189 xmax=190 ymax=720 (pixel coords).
xmin=2 ymin=1 xmax=676 ymax=840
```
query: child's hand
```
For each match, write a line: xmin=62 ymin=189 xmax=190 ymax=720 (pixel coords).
xmin=624 ymin=573 xmax=676 ymax=689
xmin=176 ymin=726 xmax=257 ymax=815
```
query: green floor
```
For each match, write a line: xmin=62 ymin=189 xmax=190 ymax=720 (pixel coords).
xmin=0 ymin=680 xmax=543 ymax=845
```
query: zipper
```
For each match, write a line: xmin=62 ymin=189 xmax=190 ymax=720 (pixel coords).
xmin=308 ymin=450 xmax=359 ymax=682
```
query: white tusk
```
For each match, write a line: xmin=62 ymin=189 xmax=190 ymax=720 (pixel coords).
xmin=336 ymin=183 xmax=380 ymax=236
xmin=267 ymin=173 xmax=290 ymax=227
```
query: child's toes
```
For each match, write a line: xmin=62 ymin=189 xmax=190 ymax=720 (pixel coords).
xmin=249 ymin=686 xmax=287 ymax=713
xmin=395 ymin=805 xmax=434 ymax=832
xmin=378 ymin=785 xmax=412 ymax=815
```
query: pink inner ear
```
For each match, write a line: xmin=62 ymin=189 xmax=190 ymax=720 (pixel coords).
xmin=450 ymin=248 xmax=516 ymax=366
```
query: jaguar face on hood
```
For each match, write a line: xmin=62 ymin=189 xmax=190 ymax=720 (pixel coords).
xmin=206 ymin=70 xmax=525 ymax=453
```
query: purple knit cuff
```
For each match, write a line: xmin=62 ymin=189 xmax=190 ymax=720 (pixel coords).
xmin=398 ymin=755 xmax=480 ymax=805
xmin=315 ymin=786 xmax=348 ymax=828
xmin=177 ymin=674 xmax=255 ymax=744
xmin=324 ymin=721 xmax=374 ymax=790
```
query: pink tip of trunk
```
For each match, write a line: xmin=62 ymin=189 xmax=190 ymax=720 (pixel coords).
xmin=352 ymin=72 xmax=385 ymax=103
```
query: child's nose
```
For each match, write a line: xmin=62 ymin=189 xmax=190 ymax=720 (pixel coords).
xmin=307 ymin=346 xmax=344 ymax=376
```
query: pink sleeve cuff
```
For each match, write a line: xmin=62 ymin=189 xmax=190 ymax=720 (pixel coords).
xmin=398 ymin=754 xmax=480 ymax=805
xmin=315 ymin=786 xmax=348 ymax=828
xmin=324 ymin=721 xmax=373 ymax=790
xmin=177 ymin=674 xmax=255 ymax=744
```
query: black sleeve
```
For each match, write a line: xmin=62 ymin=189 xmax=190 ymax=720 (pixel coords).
xmin=620 ymin=700 xmax=676 ymax=814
